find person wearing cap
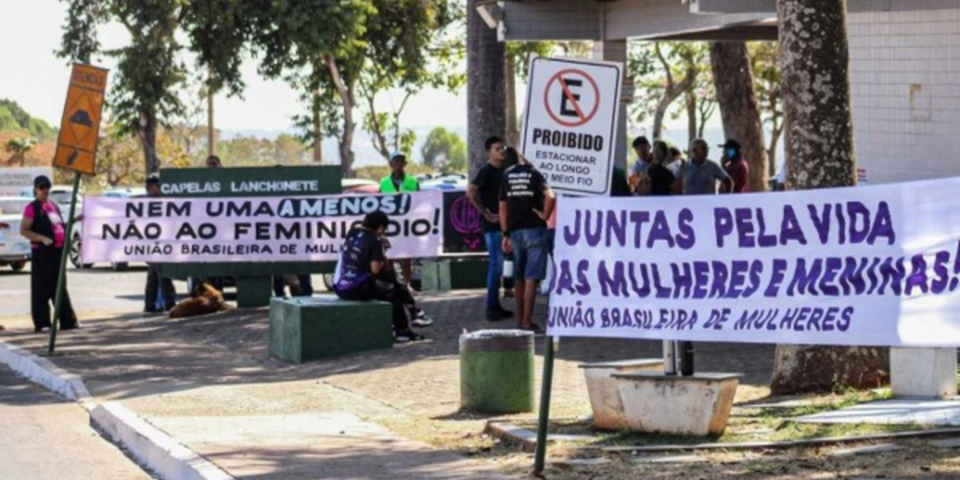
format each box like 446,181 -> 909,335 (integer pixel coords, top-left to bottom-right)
19,175 -> 79,333
378,151 -> 432,327
379,152 -> 420,194
144,174 -> 177,313
720,139 -> 750,193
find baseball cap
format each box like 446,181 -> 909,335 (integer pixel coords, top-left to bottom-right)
389,151 -> 407,162
719,139 -> 742,152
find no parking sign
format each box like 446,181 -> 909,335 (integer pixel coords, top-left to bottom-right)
520,57 -> 623,196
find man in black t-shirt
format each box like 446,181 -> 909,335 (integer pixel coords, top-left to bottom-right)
499,163 -> 555,333
333,212 -> 426,344
468,136 -> 515,322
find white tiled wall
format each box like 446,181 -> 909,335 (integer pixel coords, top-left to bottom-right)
848,8 -> 960,184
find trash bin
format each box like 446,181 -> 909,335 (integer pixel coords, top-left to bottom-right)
459,330 -> 535,413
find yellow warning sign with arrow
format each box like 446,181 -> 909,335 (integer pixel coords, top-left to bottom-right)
53,64 -> 109,175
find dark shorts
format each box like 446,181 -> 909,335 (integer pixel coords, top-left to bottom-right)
510,228 -> 548,281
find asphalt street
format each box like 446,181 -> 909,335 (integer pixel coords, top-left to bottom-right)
0,364 -> 153,480
0,263 -> 172,318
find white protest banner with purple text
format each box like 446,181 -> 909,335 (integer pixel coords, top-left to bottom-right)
549,178 -> 960,347
80,191 -> 442,263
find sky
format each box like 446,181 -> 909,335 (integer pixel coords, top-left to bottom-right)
0,0 -> 470,134
0,1 -> 741,169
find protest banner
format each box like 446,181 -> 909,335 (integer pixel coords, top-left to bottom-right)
520,57 -> 622,196
443,191 -> 486,254
80,191 -> 443,263
549,178 -> 960,348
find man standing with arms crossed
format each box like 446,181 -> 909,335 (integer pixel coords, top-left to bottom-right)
499,159 -> 555,334
468,136 -> 514,322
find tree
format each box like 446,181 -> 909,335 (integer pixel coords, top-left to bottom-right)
629,42 -> 700,139
769,0 -> 887,395
710,42 -> 768,192
59,1 -> 249,175
421,127 -> 467,170
504,42 -> 555,147
750,42 -> 784,177
4,137 -> 37,167
250,1 -> 459,175
249,1 -> 369,175
467,0 -> 507,178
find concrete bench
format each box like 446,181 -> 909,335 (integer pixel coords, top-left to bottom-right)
579,359 -> 664,430
614,371 -> 742,436
420,257 -> 489,292
269,295 -> 392,363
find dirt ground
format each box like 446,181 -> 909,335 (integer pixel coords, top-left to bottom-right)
4,290 -> 960,479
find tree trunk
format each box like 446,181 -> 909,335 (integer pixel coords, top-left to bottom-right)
138,108 -> 160,174
770,0 -> 887,396
326,55 -> 356,176
768,121 -> 783,177
686,91 -> 697,146
207,68 -> 217,158
467,0 -> 506,179
505,52 -> 520,148
710,42 -> 768,193
313,87 -> 323,164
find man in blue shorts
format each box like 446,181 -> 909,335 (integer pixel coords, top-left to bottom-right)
499,160 -> 555,333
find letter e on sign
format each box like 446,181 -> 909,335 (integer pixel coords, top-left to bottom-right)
53,64 -> 109,176
520,58 -> 622,197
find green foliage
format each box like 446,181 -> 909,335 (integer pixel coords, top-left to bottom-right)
58,0 -> 251,173
0,99 -> 56,140
421,127 -> 466,172
628,42 -> 710,138
749,41 -> 784,172
250,0 -> 464,167
4,137 -> 37,167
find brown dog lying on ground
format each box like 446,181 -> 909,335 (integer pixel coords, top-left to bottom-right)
168,282 -> 232,319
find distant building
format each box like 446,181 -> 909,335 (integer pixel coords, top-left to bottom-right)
500,0 -> 957,185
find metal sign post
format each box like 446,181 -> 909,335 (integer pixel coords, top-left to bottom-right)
47,64 -> 109,354
533,335 -> 558,476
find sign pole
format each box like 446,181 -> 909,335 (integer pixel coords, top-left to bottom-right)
48,172 -> 82,355
47,64 -> 108,354
533,335 -> 558,475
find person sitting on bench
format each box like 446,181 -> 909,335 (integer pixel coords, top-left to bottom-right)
332,211 -> 428,344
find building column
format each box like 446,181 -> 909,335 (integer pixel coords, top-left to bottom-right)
592,39 -> 631,170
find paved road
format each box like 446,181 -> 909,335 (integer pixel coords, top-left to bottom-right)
0,264 -> 177,318
0,365 -> 153,480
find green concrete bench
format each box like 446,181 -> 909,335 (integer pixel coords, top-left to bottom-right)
269,295 -> 393,363
420,255 -> 489,292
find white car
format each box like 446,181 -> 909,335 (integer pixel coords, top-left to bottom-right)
0,197 -> 34,271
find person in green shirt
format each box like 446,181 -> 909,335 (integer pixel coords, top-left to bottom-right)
380,152 -> 420,193
378,152 -> 432,327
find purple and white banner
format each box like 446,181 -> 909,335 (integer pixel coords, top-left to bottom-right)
80,191 -> 443,263
549,178 -> 960,347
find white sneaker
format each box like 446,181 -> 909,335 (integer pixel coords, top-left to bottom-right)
411,310 -> 434,327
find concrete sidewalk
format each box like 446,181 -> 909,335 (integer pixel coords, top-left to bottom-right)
0,311 -> 511,480
0,364 -> 153,480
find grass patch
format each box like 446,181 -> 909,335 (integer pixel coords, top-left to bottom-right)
512,388 -> 925,449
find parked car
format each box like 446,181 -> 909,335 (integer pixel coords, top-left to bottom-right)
0,197 -> 33,271
70,188 -> 146,270
342,178 -> 380,194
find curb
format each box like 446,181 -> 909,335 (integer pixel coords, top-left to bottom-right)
0,340 -> 234,480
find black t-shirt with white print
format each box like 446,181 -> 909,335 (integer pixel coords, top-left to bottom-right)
498,163 -> 548,234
